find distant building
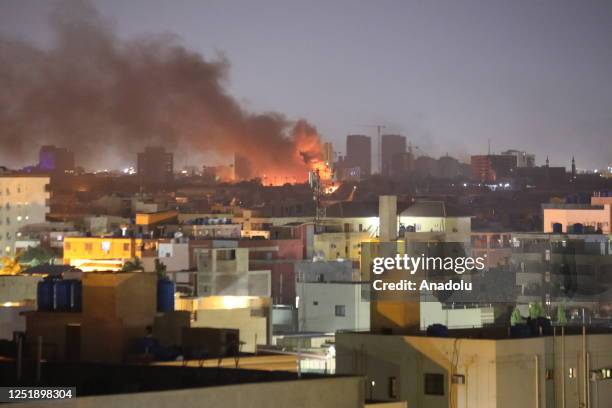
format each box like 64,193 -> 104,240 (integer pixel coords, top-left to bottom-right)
137,147 -> 173,183
234,154 -> 252,180
0,176 -> 50,257
322,142 -> 334,165
63,236 -> 158,272
38,145 -> 75,174
501,149 -> 535,168
390,151 -> 415,177
381,134 -> 406,176
511,231 -> 612,317
345,134 -> 371,178
470,154 -> 517,182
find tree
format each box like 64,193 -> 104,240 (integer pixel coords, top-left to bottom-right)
122,257 -> 143,272
19,246 -> 55,266
510,308 -> 523,326
528,302 -> 544,319
154,258 -> 167,279
556,305 -> 568,326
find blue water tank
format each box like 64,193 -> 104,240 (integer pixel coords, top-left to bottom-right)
71,280 -> 83,312
426,324 -> 449,337
157,279 -> 175,312
37,279 -> 55,311
573,223 -> 584,234
552,223 -> 563,233
55,280 -> 72,312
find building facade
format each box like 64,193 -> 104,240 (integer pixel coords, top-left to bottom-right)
0,176 -> 50,257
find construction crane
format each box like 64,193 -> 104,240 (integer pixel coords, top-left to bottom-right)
357,124 -> 385,174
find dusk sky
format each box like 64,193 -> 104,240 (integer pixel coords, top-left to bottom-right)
1,0 -> 611,170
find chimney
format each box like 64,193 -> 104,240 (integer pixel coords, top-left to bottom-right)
379,195 -> 397,241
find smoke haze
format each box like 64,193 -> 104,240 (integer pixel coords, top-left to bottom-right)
0,0 -> 323,178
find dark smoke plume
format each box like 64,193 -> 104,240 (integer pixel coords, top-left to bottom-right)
0,1 -> 323,179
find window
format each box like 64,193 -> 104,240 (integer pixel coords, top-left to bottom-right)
84,243 -> 93,252
424,373 -> 444,396
313,301 -> 319,306
123,243 -> 130,251
65,243 -> 71,251
388,377 -> 398,399
335,305 -> 346,317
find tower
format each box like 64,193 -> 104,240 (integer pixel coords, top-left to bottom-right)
571,156 -> 576,180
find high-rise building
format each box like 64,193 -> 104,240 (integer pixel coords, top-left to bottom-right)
381,134 -> 406,176
0,175 -> 50,256
501,149 -> 535,168
38,145 -> 75,174
345,134 -> 371,177
234,154 -> 252,180
322,142 -> 334,165
470,154 -> 517,182
137,147 -> 173,183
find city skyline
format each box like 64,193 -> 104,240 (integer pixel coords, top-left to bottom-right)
1,0 -> 611,170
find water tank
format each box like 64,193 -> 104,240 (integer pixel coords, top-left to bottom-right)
426,324 -> 449,337
37,279 -> 55,311
157,279 -> 175,312
573,223 -> 584,234
54,280 -> 72,312
71,280 -> 83,312
552,223 -> 563,233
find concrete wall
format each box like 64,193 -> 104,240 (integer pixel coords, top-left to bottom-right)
337,333 -> 497,408
419,302 -> 492,330
192,308 -> 267,353
158,242 -> 190,271
297,282 -> 370,333
0,275 -> 41,302
0,305 -> 33,339
18,377 -> 364,408
338,332 -> 612,408
543,206 -> 611,233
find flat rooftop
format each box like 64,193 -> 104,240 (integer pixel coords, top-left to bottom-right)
0,362 -> 329,397
342,324 -> 612,340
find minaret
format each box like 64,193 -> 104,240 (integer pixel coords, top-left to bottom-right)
545,156 -> 549,168
571,156 -> 576,179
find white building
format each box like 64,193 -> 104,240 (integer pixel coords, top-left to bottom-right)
337,330 -> 612,407
0,176 -> 50,258
195,243 -> 271,297
297,282 -> 370,333
399,201 -> 471,235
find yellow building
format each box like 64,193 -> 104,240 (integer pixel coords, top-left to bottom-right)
63,237 -> 157,271
135,210 -> 178,226
0,175 -> 50,257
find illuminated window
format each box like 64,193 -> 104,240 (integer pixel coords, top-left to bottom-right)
101,241 -> 111,252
